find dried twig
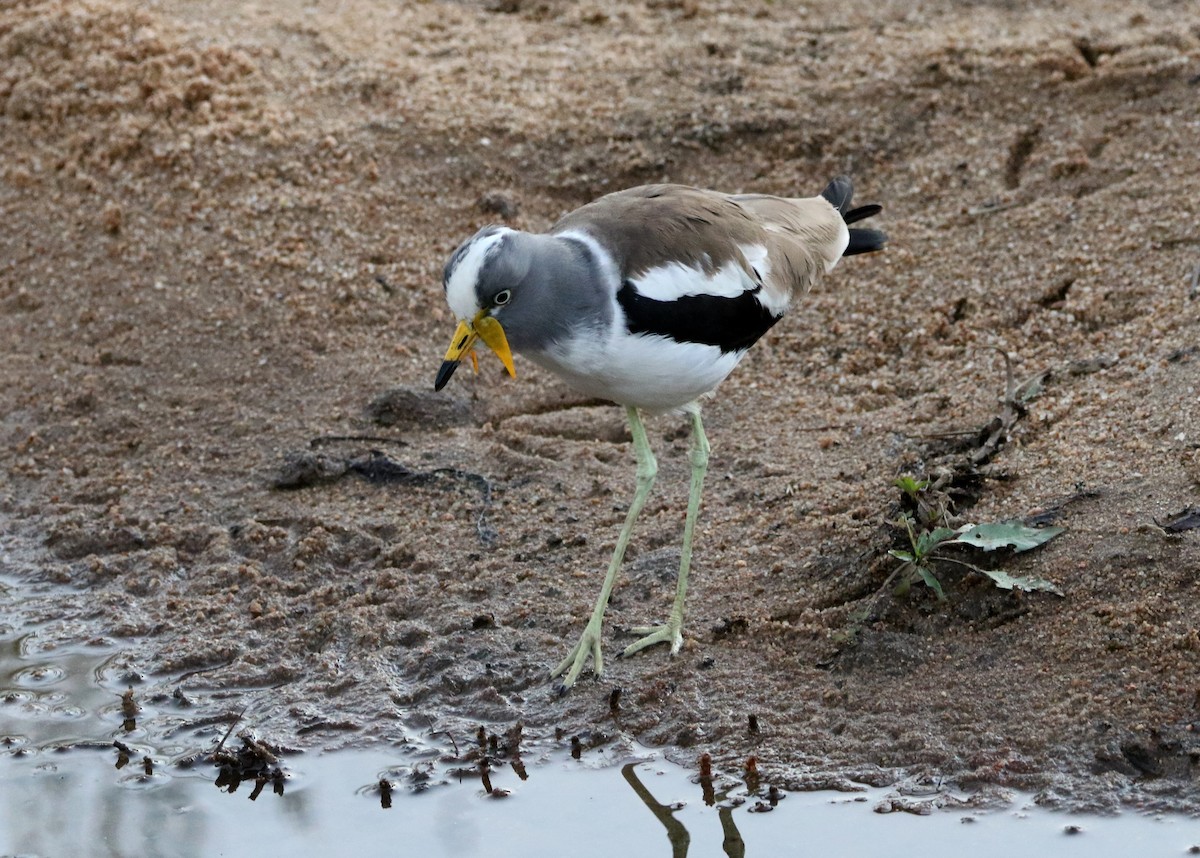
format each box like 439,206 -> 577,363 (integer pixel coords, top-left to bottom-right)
212,705 -> 249,755
426,715 -> 460,757
309,434 -> 409,448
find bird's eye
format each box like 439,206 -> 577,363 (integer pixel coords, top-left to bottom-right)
493,289 -> 512,306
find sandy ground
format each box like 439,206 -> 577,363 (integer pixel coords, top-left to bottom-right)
3,0 -> 1200,812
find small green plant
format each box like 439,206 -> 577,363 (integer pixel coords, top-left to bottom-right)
834,474 -> 1067,647
892,475 -> 946,533
892,475 -> 930,499
889,513 -> 1065,599
889,514 -> 956,600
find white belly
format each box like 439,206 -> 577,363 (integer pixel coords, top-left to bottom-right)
527,328 -> 744,412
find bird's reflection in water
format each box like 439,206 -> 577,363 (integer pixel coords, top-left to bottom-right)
621,762 -> 746,858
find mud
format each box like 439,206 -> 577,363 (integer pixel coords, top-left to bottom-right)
2,0 -> 1200,813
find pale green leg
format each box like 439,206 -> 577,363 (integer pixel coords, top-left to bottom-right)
551,405 -> 657,689
623,407 -> 709,659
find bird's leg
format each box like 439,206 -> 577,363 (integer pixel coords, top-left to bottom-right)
623,407 -> 709,659
551,405 -> 657,689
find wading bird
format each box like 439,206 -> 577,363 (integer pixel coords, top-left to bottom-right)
434,177 -> 886,689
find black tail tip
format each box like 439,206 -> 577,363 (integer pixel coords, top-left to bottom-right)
822,176 -> 886,255
820,176 -> 854,215
846,227 -> 888,256
843,203 -> 881,225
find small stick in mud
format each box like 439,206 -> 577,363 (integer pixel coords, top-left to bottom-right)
747,713 -> 760,735
212,705 -> 249,756
608,687 -> 622,719
121,688 -> 139,731
142,755 -> 154,776
309,434 -> 410,449
379,778 -> 394,809
120,688 -> 139,716
698,753 -> 715,807
480,758 -> 494,794
570,735 -> 582,760
503,722 -> 523,758
744,756 -> 760,795
426,716 -> 460,757
113,741 -> 132,770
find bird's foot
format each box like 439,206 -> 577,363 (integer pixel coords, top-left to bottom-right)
621,619 -> 683,659
550,616 -> 604,692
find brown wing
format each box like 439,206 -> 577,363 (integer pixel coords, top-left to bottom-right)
551,184 -> 845,304
728,193 -> 847,303
551,185 -> 766,279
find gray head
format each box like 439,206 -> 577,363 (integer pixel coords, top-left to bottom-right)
440,226 -> 609,356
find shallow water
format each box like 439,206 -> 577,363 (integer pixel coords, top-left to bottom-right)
2,623 -> 1198,858
3,741 -> 1198,858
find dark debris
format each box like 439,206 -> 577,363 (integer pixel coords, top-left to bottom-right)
1157,506 -> 1200,534
211,731 -> 289,798
273,449 -> 498,546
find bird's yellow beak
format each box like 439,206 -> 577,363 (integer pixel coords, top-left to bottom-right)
434,312 -> 516,391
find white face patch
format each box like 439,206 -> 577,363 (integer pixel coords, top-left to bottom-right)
444,228 -> 511,320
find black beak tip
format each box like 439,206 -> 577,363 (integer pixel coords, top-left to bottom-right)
434,360 -> 459,392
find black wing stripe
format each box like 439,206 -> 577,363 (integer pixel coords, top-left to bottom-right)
616,281 -> 781,354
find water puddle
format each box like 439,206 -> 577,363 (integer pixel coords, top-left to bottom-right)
2,631 -> 1198,857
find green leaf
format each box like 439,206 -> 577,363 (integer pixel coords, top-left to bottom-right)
888,549 -> 915,563
952,521 -> 1065,552
916,527 -> 957,557
893,476 -> 930,496
915,564 -> 947,601
979,568 -> 1064,597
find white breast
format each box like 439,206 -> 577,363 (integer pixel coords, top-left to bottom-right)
530,324 -> 744,413
525,230 -> 753,411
